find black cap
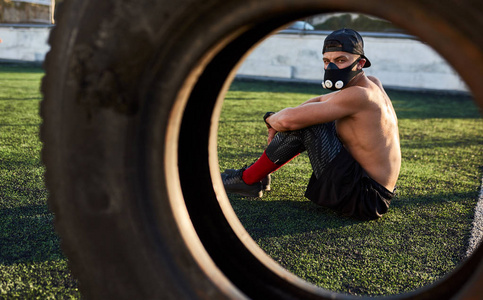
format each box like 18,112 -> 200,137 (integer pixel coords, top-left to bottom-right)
323,28 -> 371,68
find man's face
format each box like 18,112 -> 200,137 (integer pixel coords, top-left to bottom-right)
323,51 -> 362,70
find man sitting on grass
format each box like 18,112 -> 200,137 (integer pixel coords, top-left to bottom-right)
222,28 -> 401,220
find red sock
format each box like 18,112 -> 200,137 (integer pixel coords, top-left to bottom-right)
242,151 -> 298,185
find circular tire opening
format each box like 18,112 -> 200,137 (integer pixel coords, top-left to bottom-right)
173,2 -> 483,299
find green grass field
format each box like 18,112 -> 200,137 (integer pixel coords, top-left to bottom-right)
0,65 -> 80,298
0,64 -> 481,298
218,80 -> 482,296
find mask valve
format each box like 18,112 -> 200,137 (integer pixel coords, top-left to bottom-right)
335,80 -> 344,89
323,59 -> 361,91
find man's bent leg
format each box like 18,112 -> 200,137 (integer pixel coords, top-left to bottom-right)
257,122 -> 342,181
241,151 -> 279,185
302,122 -> 343,179
242,132 -> 305,184
222,122 -> 340,197
222,131 -> 305,197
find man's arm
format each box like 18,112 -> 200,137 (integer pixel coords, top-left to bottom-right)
266,86 -> 368,132
297,94 -> 325,106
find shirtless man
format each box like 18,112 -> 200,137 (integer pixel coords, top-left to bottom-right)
222,28 -> 401,219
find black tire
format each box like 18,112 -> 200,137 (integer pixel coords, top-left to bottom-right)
41,0 -> 483,299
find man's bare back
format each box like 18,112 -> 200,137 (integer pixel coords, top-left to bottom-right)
334,75 -> 401,191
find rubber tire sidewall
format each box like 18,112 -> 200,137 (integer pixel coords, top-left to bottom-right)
41,0 -> 483,299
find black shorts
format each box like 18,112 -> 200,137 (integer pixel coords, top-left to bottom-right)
304,147 -> 394,220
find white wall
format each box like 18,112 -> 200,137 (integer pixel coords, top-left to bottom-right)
0,25 -> 52,62
0,26 -> 468,92
237,32 -> 468,92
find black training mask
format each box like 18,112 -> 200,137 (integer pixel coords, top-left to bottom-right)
322,59 -> 361,91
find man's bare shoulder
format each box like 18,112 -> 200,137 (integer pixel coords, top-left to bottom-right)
332,85 -> 373,107
324,85 -> 370,101
367,76 -> 389,98
367,75 -> 382,86
318,76 -> 384,113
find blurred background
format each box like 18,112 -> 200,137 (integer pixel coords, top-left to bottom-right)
0,2 -> 469,93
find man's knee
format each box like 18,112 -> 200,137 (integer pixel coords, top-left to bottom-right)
265,132 -> 305,165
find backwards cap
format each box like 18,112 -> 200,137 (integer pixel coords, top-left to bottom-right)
323,28 -> 371,68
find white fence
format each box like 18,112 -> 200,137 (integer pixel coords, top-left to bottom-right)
0,26 -> 469,92
0,25 -> 52,62
237,31 -> 468,92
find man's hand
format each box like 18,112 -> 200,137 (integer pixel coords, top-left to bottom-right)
264,112 -> 277,144
267,127 -> 277,144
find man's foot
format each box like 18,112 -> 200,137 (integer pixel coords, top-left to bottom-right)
224,168 -> 271,191
221,169 -> 263,197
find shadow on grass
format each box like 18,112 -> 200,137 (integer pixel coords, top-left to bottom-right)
0,63 -> 44,73
228,186 -> 478,241
391,189 -> 479,208
0,124 -> 42,127
0,97 -> 42,101
228,196 -> 366,240
0,204 -> 63,265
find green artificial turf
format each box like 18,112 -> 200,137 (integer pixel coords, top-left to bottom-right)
0,64 -> 481,298
0,64 -> 80,298
218,80 -> 482,296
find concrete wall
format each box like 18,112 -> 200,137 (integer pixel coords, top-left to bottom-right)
0,25 -> 52,62
237,32 -> 468,92
0,26 -> 468,92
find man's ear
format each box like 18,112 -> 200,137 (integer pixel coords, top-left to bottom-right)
357,58 -> 366,69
